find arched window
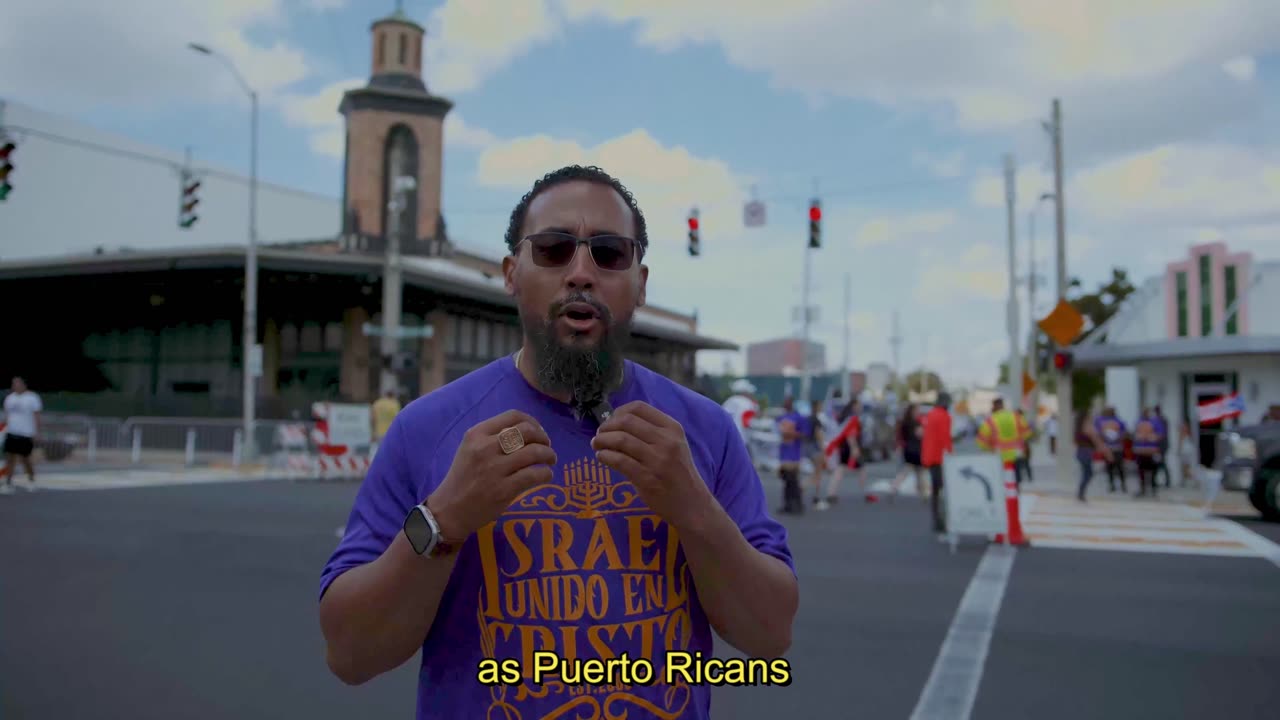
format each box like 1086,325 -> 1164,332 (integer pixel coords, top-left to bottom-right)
382,124 -> 419,248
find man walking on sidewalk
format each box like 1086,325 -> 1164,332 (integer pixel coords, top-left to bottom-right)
921,393 -> 954,537
2,377 -> 42,493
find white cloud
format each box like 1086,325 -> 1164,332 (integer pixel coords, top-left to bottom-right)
276,77 -> 363,158
421,0 -> 563,95
445,114 -> 499,150
853,210 -> 958,250
0,0 -> 313,111
1222,56 -> 1258,82
473,0 -> 1277,157
912,150 -> 967,179
914,242 -> 1008,305
970,163 -> 1055,210
1070,143 -> 1280,227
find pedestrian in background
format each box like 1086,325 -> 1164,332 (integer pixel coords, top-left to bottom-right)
1095,406 -> 1129,493
1074,409 -> 1112,503
1152,405 -> 1170,487
804,400 -> 828,508
1133,408 -> 1162,498
370,389 -> 402,456
921,393 -> 954,537
822,399 -> 871,507
889,403 -> 926,501
1014,408 -> 1034,484
777,396 -> 808,515
2,376 -> 42,494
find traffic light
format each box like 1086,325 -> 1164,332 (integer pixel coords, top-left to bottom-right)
808,198 -> 821,248
1052,350 -> 1073,373
687,208 -> 700,257
179,170 -> 200,229
0,138 -> 14,202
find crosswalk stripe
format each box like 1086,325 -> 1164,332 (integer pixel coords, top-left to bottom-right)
1017,493 -> 1280,560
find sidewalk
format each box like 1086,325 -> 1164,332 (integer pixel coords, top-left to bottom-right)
0,461 -> 366,493
1019,453 -> 1257,518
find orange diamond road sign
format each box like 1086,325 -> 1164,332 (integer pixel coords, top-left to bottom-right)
1039,299 -> 1085,347
1022,371 -> 1036,396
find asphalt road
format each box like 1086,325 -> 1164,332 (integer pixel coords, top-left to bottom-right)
3,463 -> 1279,719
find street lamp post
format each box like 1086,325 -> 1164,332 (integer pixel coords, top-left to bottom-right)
189,42 -> 260,459
1026,192 -> 1054,415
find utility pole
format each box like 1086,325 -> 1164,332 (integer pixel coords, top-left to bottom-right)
380,175 -> 415,396
800,181 -> 819,405
890,309 -> 902,397
842,272 -> 851,398
800,231 -> 813,404
1026,205 -> 1039,416
1050,98 -> 1072,479
1004,153 -> 1023,410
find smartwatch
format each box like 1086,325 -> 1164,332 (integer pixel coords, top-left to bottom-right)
402,502 -> 458,558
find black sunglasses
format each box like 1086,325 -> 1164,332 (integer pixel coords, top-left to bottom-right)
520,232 -> 642,272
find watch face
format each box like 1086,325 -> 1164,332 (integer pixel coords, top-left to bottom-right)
403,507 -> 435,555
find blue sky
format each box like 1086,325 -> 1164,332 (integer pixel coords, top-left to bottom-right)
2,0 -> 1279,387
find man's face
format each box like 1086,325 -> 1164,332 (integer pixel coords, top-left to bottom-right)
503,180 -> 649,401
11,377 -> 24,393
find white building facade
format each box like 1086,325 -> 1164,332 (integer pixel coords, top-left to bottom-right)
1075,241 -> 1280,478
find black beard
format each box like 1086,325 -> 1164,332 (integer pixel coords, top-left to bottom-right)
523,293 -> 630,406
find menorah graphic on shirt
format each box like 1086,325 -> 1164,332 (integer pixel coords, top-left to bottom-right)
513,457 -> 641,518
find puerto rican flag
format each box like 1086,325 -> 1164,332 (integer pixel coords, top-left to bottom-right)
1198,393 -> 1246,424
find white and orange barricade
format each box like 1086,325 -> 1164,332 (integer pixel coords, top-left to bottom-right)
275,403 -> 374,480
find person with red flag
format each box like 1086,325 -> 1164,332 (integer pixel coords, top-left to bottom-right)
822,398 -> 872,507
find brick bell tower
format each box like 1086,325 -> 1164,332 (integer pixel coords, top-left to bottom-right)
339,3 -> 454,257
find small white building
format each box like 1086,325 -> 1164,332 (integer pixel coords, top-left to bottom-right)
1074,241 -> 1280,479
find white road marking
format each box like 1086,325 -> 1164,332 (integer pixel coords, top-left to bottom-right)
1019,494 -> 1280,560
910,544 -> 1016,720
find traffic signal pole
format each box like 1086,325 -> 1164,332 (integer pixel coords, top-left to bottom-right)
380,175 -> 415,396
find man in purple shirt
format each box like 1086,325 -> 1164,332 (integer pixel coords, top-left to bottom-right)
1095,406 -> 1129,493
318,165 -> 798,720
776,397 -> 809,515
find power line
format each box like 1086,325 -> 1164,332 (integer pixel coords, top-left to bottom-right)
0,123 -> 339,203
444,175 -> 968,217
3,121 -> 968,217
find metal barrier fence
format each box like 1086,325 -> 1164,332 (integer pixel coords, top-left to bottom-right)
18,413 -> 314,469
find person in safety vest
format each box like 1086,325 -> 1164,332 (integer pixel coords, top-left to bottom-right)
977,398 -> 1031,484
721,379 -> 761,465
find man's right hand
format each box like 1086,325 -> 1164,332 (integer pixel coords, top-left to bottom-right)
426,410 -> 557,542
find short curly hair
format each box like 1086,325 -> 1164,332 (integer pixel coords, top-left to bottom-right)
503,165 -> 649,256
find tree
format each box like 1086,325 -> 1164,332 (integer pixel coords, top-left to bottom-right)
1068,267 -> 1137,411
993,267 -> 1136,411
899,370 -> 945,397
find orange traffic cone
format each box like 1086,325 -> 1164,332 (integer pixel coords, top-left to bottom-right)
994,461 -> 1031,547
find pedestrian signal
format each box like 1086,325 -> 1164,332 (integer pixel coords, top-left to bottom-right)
808,198 -> 821,248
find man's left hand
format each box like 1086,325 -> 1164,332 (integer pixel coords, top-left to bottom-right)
590,401 -> 713,529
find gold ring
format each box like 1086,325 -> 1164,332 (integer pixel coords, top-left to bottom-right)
498,426 -> 526,455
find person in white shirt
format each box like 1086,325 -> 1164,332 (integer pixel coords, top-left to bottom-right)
721,379 -> 761,465
2,376 -> 42,492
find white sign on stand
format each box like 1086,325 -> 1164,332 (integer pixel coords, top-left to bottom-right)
325,404 -> 372,448
942,453 -> 1008,552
